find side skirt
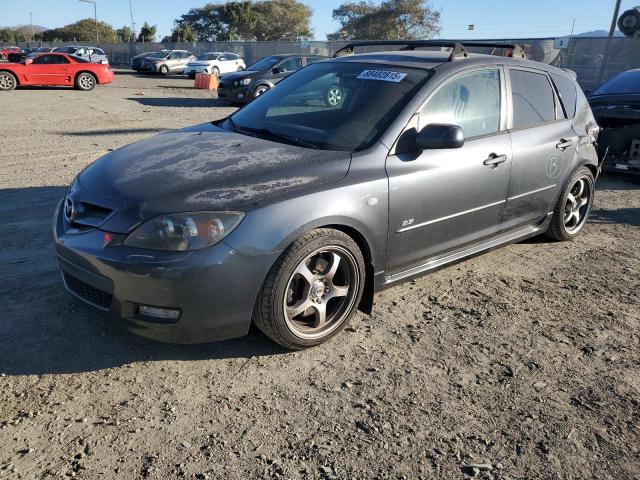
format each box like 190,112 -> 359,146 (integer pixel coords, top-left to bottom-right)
380,215 -> 552,289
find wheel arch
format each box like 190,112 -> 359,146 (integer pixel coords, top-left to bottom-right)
320,223 -> 375,314
75,70 -> 99,84
0,69 -> 20,85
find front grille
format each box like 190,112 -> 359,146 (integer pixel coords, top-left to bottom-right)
63,271 -> 113,309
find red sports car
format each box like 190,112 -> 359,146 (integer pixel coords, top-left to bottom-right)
0,46 -> 21,60
0,52 -> 114,91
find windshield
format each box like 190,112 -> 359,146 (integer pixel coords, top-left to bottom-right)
247,55 -> 281,71
228,62 -> 431,151
148,51 -> 169,59
593,70 -> 640,96
197,53 -> 220,61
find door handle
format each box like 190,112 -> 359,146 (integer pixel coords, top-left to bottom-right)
556,138 -> 577,151
483,154 -> 508,167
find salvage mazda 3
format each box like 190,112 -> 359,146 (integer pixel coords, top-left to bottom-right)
54,41 -> 601,349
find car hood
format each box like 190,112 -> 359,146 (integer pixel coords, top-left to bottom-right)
74,122 -> 351,233
220,70 -> 258,82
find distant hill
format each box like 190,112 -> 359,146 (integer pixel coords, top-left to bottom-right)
575,29 -> 625,37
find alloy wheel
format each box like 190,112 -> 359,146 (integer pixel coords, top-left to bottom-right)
79,75 -> 95,90
0,73 -> 15,90
564,177 -> 592,234
283,246 -> 360,340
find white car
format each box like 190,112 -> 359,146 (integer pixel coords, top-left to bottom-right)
183,52 -> 246,78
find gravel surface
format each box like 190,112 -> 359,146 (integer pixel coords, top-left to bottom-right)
1,72 -> 639,479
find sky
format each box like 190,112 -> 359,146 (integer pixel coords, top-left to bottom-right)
0,0 -> 634,41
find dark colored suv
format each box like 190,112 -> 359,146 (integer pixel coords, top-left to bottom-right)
217,53 -> 328,104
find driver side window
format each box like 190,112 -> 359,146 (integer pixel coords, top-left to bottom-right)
419,68 -> 502,139
278,58 -> 302,72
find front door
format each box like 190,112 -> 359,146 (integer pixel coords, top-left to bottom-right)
386,67 -> 512,272
501,68 -> 579,229
271,57 -> 303,84
25,54 -> 69,85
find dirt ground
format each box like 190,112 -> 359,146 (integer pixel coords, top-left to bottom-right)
0,71 -> 639,480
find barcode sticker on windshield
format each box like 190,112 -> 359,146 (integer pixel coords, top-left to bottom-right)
357,70 -> 407,82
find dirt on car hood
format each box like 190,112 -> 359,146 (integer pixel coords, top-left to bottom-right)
74,122 -> 351,233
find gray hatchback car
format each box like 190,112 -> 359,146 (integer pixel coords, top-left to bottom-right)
54,41 -> 601,350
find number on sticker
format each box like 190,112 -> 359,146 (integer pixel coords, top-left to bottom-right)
357,70 -> 407,83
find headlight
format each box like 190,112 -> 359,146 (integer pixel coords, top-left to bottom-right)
123,211 -> 244,251
240,78 -> 251,86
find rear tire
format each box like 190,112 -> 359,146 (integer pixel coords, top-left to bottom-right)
0,71 -> 17,91
254,228 -> 365,350
75,72 -> 96,91
546,166 -> 595,241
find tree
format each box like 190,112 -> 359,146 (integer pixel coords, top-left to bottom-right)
0,28 -> 27,43
117,26 -> 135,42
328,0 -> 440,40
137,22 -> 157,42
41,19 -> 117,42
253,0 -> 313,40
174,0 -> 311,41
167,22 -> 199,42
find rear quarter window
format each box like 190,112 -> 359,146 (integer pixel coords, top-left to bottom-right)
550,73 -> 577,118
509,69 -> 556,129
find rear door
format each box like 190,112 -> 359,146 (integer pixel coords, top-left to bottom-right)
26,54 -> 69,84
386,67 -> 513,272
501,68 -> 579,229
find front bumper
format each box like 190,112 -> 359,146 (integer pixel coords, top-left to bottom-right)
184,65 -> 210,76
53,203 -> 277,343
217,84 -> 250,104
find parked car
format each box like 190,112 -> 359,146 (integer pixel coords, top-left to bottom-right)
7,49 -> 26,63
54,40 -> 600,350
0,46 -> 21,60
26,47 -> 55,60
217,54 -> 327,104
136,50 -> 196,75
130,51 -> 161,71
52,46 -> 109,64
589,69 -> 640,175
0,52 -> 114,91
183,52 -> 246,78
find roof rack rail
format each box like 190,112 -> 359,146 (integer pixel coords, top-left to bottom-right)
332,40 -> 525,61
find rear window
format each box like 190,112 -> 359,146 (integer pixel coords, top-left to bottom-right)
510,69 -> 556,129
550,73 -> 577,118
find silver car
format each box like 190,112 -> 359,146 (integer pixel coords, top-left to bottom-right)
52,46 -> 109,64
54,41 -> 601,350
138,50 -> 196,75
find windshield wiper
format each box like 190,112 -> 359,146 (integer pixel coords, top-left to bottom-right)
235,125 -> 320,150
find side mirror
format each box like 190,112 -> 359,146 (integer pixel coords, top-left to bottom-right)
416,124 -> 464,149
25,58 -> 33,65
272,66 -> 283,74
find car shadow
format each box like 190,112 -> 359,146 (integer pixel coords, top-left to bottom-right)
128,97 -> 227,108
0,186 -> 284,377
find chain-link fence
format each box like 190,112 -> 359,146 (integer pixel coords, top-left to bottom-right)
10,37 -> 640,90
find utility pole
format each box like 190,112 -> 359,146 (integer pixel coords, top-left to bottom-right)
598,0 -> 623,85
79,0 -> 98,44
129,0 -> 136,41
29,12 -> 34,42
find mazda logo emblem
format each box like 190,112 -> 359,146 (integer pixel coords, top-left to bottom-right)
63,196 -> 75,222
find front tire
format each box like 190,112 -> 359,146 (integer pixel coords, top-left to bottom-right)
159,65 -> 169,76
546,166 -> 595,241
254,228 -> 365,350
75,72 -> 96,91
0,71 -> 17,91
253,84 -> 269,98
211,66 -> 220,77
